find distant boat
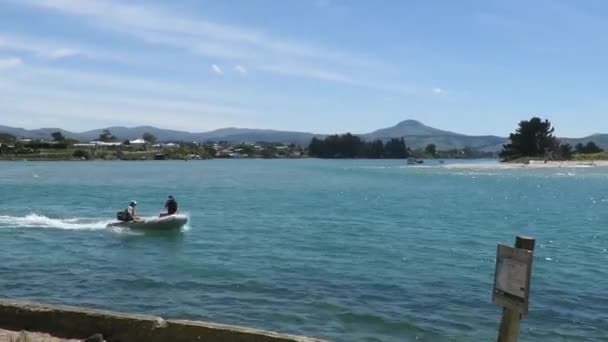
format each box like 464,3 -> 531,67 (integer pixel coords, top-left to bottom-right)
407,158 -> 424,165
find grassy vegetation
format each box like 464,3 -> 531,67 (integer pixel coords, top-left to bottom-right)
0,142 -> 304,161
0,148 -> 164,161
572,152 -> 608,161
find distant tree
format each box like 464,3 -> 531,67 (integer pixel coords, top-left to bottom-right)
236,143 -> 255,154
64,138 -> 79,147
585,142 -> 602,153
261,146 -> 277,159
385,138 -> 409,158
337,133 -> 362,158
99,129 -> 115,142
308,134 -> 361,158
142,132 -> 157,144
308,137 -> 324,157
51,131 -> 65,142
0,133 -> 16,155
309,135 -> 409,159
575,141 -> 603,154
462,146 -> 474,158
0,133 -> 16,143
367,140 -> 385,158
73,149 -> 90,160
203,144 -> 217,158
556,143 -> 573,160
425,143 -> 437,156
123,139 -> 131,145
499,117 -> 559,161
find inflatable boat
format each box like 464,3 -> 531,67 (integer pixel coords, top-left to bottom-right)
107,214 -> 188,231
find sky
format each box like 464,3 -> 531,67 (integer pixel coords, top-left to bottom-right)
0,0 -> 607,137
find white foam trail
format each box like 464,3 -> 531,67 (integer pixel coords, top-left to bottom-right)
0,213 -> 111,230
180,212 -> 191,232
109,226 -> 145,235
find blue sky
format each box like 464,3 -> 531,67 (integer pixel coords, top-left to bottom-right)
0,0 -> 606,137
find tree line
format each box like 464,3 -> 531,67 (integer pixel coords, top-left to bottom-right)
499,117 -> 604,161
3,122 -> 606,161
309,134 -> 409,158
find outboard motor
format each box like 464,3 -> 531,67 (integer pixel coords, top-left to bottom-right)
116,211 -> 127,221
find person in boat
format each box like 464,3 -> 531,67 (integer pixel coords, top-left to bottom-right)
160,195 -> 178,217
117,200 -> 138,221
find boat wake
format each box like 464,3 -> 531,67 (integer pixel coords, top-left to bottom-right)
0,213 -> 111,230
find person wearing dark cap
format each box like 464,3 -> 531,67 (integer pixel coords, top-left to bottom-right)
161,195 -> 178,217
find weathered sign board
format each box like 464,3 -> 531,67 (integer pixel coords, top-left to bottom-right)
492,244 -> 533,315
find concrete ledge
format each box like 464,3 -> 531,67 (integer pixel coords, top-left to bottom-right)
0,328 -> 79,341
0,299 -> 326,342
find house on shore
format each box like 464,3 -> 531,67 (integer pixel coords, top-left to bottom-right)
73,141 -> 123,149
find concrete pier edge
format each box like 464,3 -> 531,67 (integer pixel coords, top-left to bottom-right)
0,298 -> 327,342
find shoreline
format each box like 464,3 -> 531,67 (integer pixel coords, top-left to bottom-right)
442,160 -> 608,169
2,158 -> 608,169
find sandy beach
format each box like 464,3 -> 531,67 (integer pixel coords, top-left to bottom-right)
441,160 -> 608,169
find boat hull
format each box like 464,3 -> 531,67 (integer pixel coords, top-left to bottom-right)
107,214 -> 188,231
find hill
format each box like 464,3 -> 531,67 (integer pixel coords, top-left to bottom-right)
364,119 -> 454,138
560,134 -> 608,149
1,120 -> 606,152
75,126 -> 319,145
363,120 -> 507,151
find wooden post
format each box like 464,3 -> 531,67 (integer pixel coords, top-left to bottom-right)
497,235 -> 535,342
515,236 -> 535,252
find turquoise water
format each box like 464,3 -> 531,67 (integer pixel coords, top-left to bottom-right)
0,160 -> 606,341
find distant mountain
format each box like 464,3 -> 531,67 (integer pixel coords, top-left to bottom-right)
76,126 -> 320,145
195,128 -> 319,146
560,134 -> 608,149
364,119 -> 454,139
30,128 -> 82,140
363,120 -> 507,151
1,120 -> 606,152
0,125 -> 33,139
0,126 -> 81,140
78,126 -> 198,142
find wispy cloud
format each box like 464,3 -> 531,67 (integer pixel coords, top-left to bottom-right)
433,87 -> 444,94
4,0 -> 419,105
11,0 -> 389,71
0,34 -> 80,59
234,65 -> 247,75
0,64 -> 256,131
257,63 -> 421,95
3,98 -> 246,131
0,57 -> 23,69
211,64 -> 223,75
6,65 -> 243,101
0,33 -> 131,63
47,48 -> 80,59
5,85 -> 249,117
257,64 -> 353,83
